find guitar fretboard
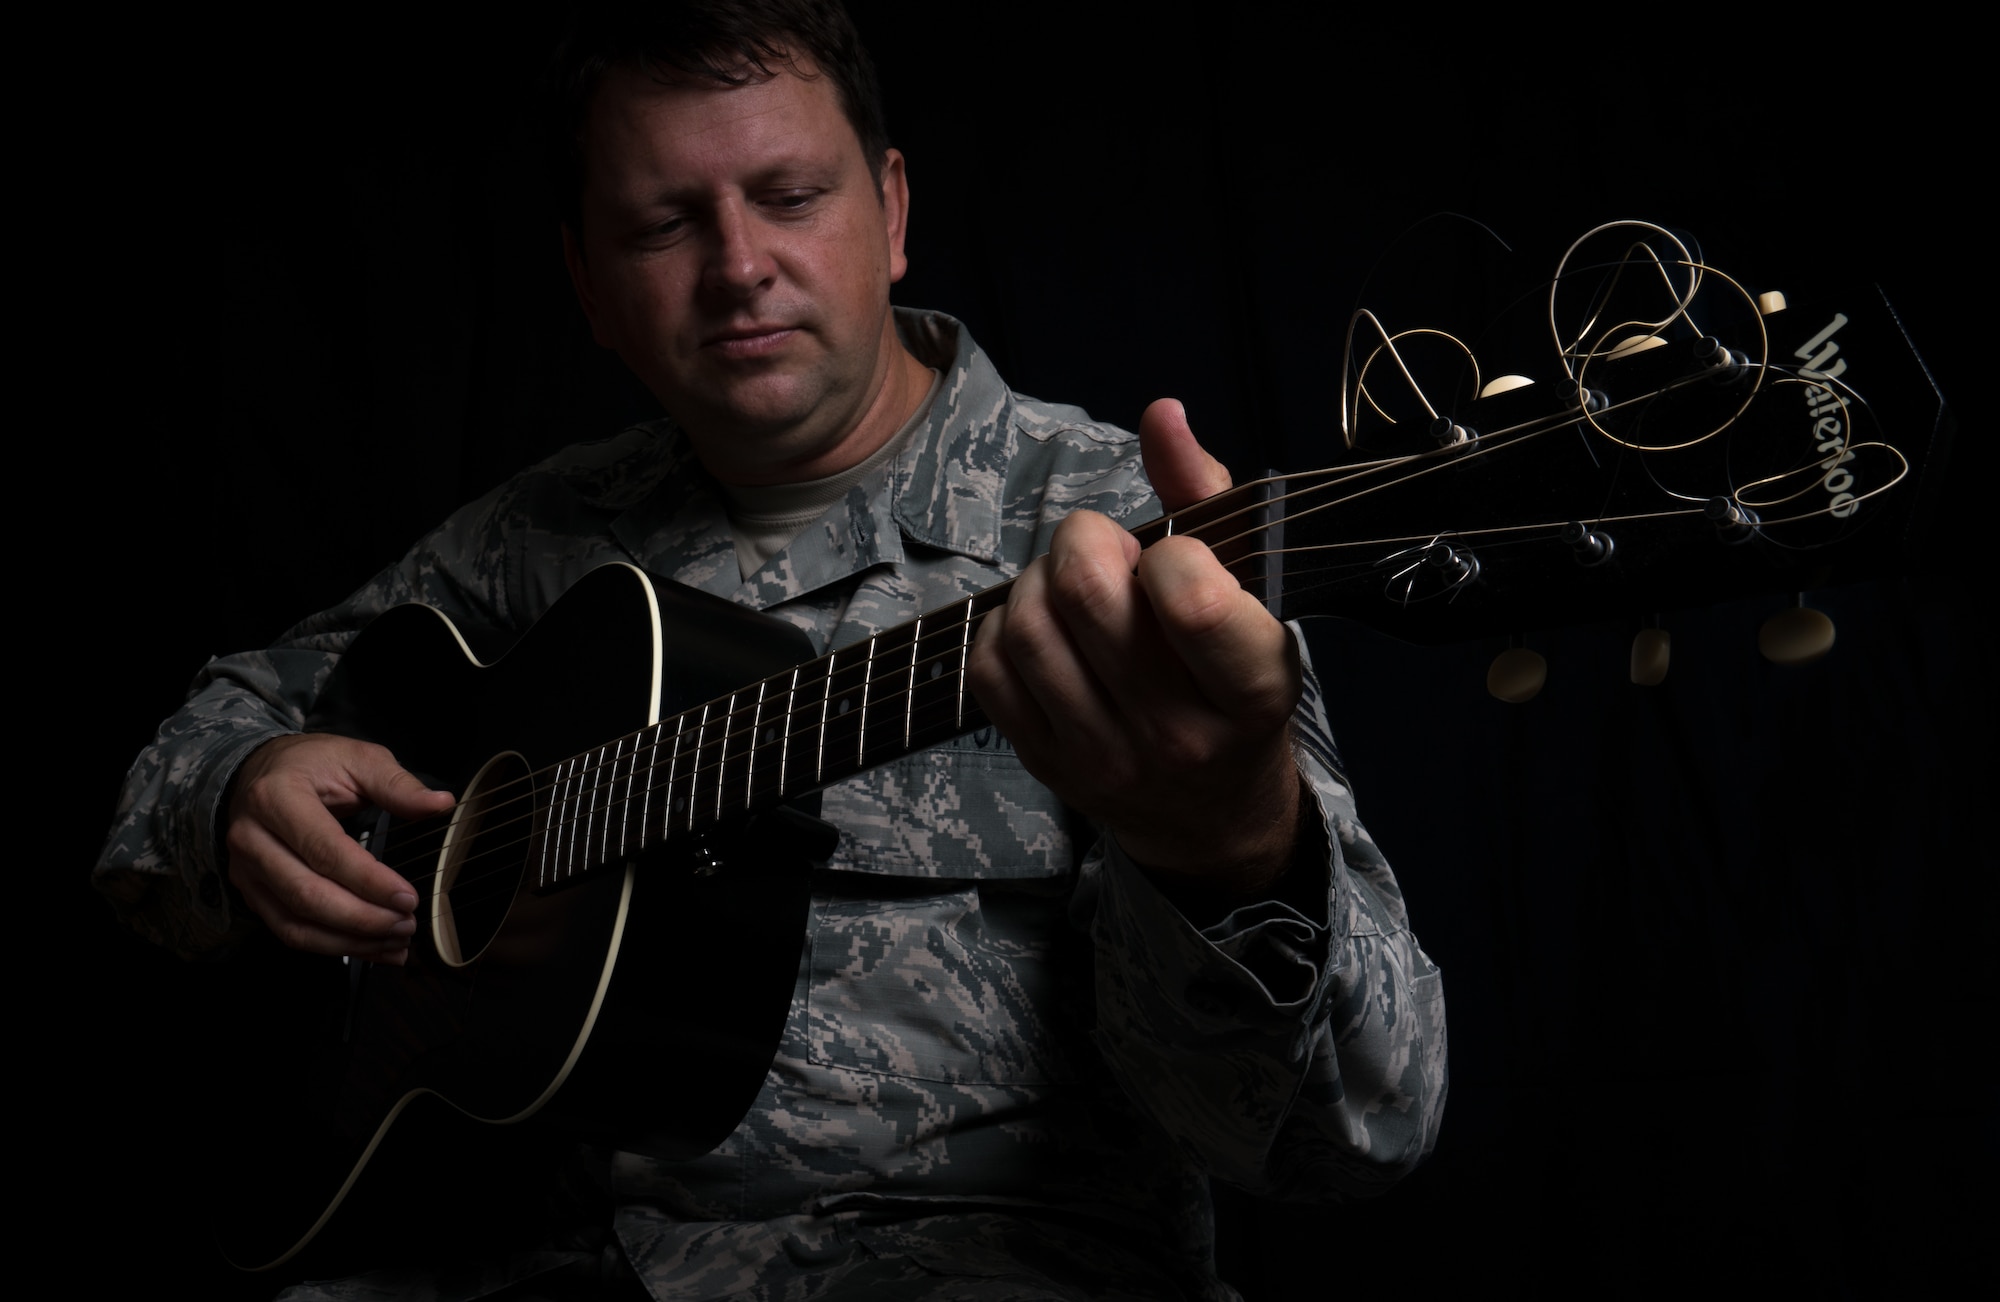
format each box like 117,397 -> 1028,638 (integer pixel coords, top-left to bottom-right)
536,586 -> 1014,886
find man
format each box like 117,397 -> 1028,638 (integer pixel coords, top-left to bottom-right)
97,5 -> 1445,1298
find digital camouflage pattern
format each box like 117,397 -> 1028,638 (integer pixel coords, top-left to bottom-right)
100,312 -> 1447,1301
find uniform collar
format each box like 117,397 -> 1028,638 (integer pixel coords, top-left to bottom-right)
609,309 -> 1013,610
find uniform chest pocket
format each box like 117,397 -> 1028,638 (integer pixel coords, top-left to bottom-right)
802,739 -> 1091,1086
803,877 -> 1081,1086
817,735 -> 1084,881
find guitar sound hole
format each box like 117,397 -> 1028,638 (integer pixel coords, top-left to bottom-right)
431,750 -> 532,967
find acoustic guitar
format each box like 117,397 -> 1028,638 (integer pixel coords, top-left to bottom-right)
213,222 -> 1950,1272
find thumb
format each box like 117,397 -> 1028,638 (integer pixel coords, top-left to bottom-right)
1139,398 -> 1232,512
359,750 -> 456,818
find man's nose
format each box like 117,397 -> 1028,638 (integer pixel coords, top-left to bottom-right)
702,202 -> 775,296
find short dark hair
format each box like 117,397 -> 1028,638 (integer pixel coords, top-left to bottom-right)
548,1 -> 890,236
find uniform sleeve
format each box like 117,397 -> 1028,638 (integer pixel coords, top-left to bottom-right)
92,487 -> 522,959
1081,624 -> 1448,1200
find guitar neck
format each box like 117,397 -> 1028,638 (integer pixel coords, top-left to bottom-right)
536,584 -> 1018,885
528,255 -> 1951,889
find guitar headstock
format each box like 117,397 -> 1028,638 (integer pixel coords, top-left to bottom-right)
1154,221 -> 1953,644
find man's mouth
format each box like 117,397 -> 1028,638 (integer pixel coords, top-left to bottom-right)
704,324 -> 799,360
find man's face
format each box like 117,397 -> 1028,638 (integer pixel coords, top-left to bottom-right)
565,61 -> 912,485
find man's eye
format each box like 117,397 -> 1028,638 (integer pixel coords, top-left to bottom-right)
767,191 -> 817,211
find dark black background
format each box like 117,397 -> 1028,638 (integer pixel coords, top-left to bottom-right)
66,6 -> 1983,1296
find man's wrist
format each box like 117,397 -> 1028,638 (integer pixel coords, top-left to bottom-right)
1129,769 -> 1317,926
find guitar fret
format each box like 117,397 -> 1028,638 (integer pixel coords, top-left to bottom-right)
581,744 -> 604,872
563,753 -> 584,886
778,666 -> 799,801
610,742 -> 625,858
713,694 -> 731,821
636,722 -> 662,852
745,682 -> 763,812
552,755 -> 577,887
539,758 -> 559,889
856,634 -> 878,771
957,596 -> 973,729
905,617 -> 920,749
576,744 -> 588,876
604,739 -> 624,863
819,641 -> 869,785
629,735 -> 643,849
747,676 -> 789,809
719,689 -> 751,817
576,747 -> 598,878
664,710 -> 690,842
860,622 -> 916,768
816,652 -> 832,784
691,701 -> 714,833
906,609 -> 966,748
648,720 -> 672,852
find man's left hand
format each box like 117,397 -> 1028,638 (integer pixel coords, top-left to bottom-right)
967,399 -> 1303,893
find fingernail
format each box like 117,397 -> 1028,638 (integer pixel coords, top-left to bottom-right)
392,891 -> 418,912
389,917 -> 417,936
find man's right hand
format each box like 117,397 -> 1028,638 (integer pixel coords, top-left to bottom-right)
225,733 -> 455,964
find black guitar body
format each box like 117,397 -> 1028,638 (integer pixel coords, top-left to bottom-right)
214,564 -> 817,1273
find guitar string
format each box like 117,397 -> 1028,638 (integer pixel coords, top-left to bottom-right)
391,496 -> 1746,914
415,512 -> 1650,921
419,360 -> 1768,867
372,360 -> 1855,911
371,523 -> 1499,900
367,420 -> 1576,892
386,398 -> 1618,877
391,531 -> 1620,912
368,381 -> 1781,906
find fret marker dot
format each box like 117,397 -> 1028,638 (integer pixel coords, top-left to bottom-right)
838,698 -> 852,714
929,662 -> 942,679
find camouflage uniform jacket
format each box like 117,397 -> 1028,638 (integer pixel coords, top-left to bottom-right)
97,310 -> 1446,1301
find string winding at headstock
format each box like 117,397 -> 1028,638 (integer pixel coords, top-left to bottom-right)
1149,220 -> 1950,646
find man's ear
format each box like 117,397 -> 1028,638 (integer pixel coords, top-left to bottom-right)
562,224 -> 612,346
880,148 -> 911,285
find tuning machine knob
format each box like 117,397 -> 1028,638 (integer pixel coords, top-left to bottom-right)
1693,335 -> 1752,385
1631,624 -> 1670,685
1561,521 -> 1615,567
1759,596 -> 1835,665
1426,541 -> 1480,589
1706,497 -> 1760,545
1430,417 -> 1478,449
1488,642 -> 1546,703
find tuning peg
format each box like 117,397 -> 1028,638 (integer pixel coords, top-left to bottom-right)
1426,541 -> 1480,590
1692,335 -> 1752,384
1757,290 -> 1787,316
1631,625 -> 1670,686
1562,521 -> 1615,567
1430,417 -> 1477,449
1759,597 -> 1835,665
1488,644 -> 1546,703
1706,497 -> 1760,545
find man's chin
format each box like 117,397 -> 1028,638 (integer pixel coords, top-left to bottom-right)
671,402 -> 859,483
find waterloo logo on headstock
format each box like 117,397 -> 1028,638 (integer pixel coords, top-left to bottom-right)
1792,313 -> 1863,519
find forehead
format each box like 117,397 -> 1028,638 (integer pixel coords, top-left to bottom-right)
579,60 -> 858,191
